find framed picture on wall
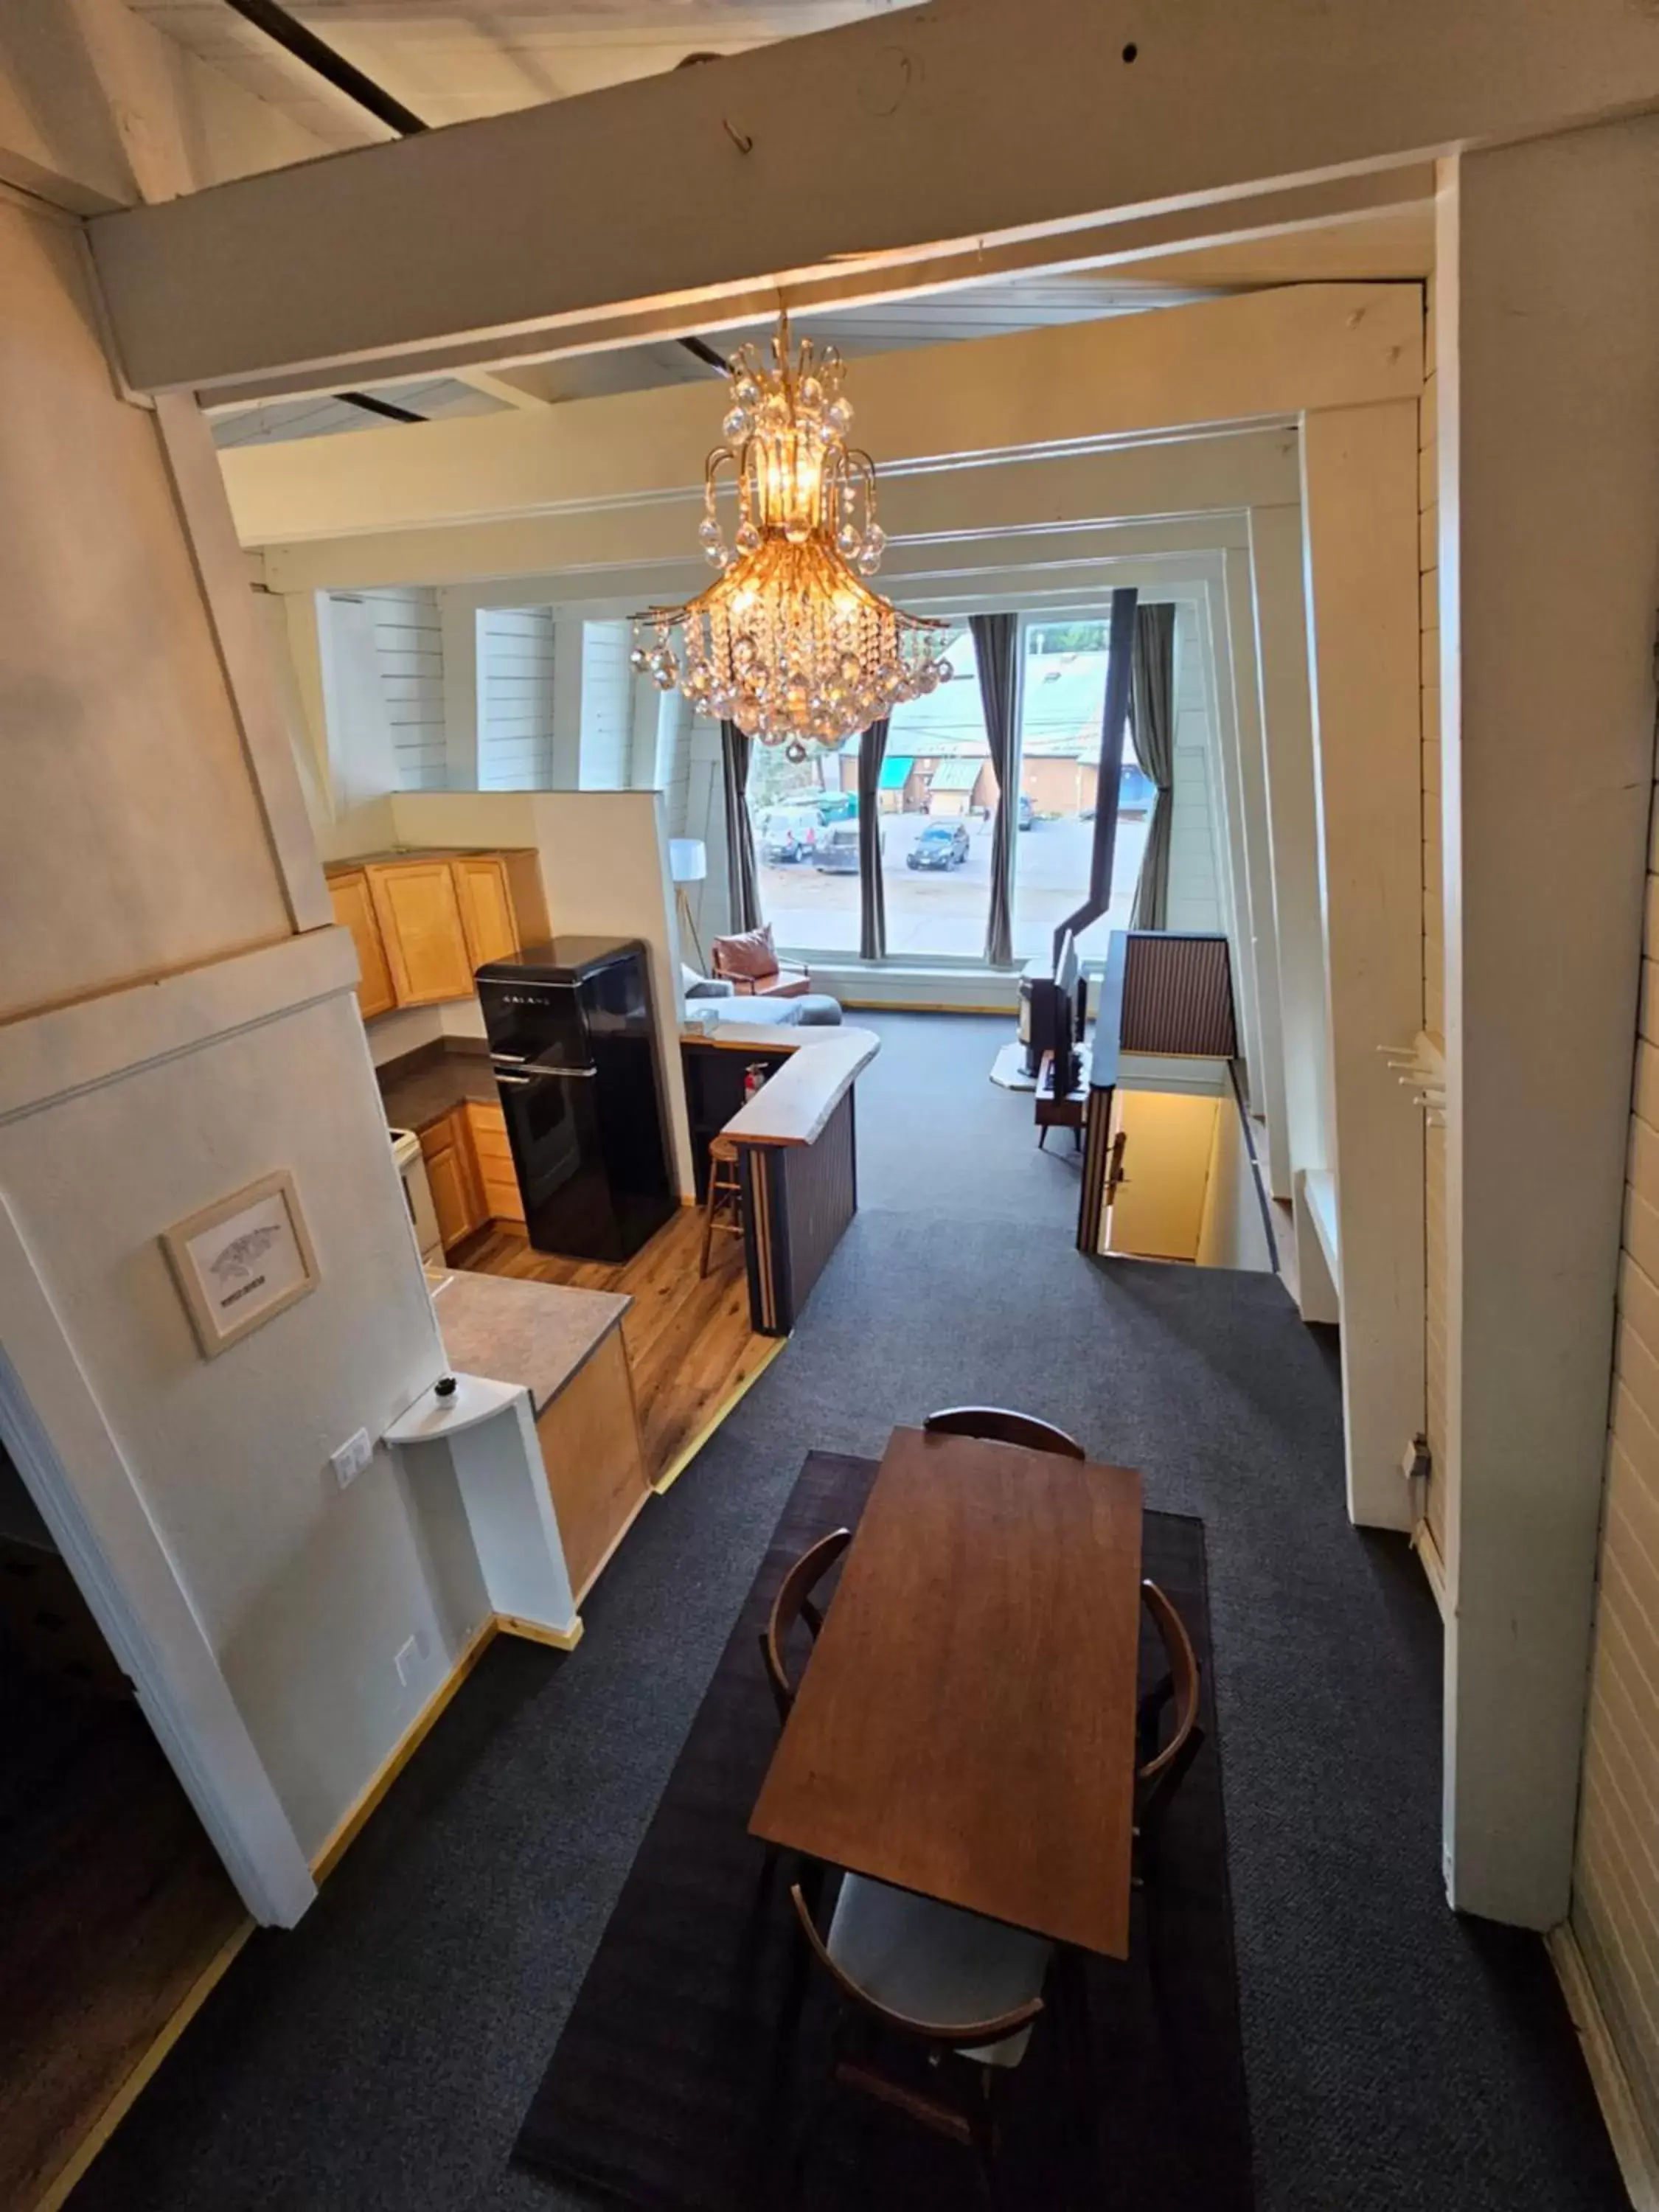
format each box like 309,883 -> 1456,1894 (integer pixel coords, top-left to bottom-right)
162,1171 -> 319,1358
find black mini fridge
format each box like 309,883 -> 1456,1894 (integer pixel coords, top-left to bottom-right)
475,938 -> 675,1262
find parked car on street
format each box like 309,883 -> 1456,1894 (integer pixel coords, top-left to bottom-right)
815,792 -> 858,823
815,821 -> 869,873
907,821 -> 971,871
759,805 -> 821,863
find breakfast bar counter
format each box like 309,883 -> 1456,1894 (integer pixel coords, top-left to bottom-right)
681,1023 -> 880,1337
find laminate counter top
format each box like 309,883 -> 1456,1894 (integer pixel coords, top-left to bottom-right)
428,1267 -> 630,1414
377,1040 -> 498,1133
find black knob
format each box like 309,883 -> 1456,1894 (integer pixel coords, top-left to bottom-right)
434,1374 -> 458,1400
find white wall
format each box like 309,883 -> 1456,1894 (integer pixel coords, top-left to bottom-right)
578,618 -> 633,787
364,586 -> 445,791
0,198 -> 291,1020
0,988 -> 480,1856
1196,1091 -> 1276,1273
479,606 -> 558,788
388,790 -> 695,1194
0,178 -> 478,1906
1166,598 -> 1227,933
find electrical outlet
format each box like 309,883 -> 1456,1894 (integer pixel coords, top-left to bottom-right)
330,1428 -> 373,1490
394,1635 -> 422,1688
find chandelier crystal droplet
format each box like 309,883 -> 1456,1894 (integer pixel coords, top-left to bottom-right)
632,313 -> 952,751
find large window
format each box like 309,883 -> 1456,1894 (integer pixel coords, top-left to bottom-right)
746,740 -> 862,953
1011,619 -> 1150,964
747,607 -> 1152,964
880,626 -> 994,959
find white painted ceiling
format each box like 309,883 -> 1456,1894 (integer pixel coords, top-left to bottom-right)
209,374 -> 511,445
128,0 -> 906,142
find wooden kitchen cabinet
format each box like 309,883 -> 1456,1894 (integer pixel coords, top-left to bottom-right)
421,1109 -> 487,1253
452,855 -> 521,970
327,848 -> 550,1018
367,859 -> 476,1007
533,1329 -> 650,1601
327,869 -> 397,1020
465,1099 -> 524,1225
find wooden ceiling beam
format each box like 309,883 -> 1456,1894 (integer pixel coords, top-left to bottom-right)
225,284 -> 1413,550
85,0 -> 1656,397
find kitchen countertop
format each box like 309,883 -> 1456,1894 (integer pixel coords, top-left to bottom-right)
720,1026 -> 881,1147
378,1040 -> 498,1134
428,1267 -> 630,1415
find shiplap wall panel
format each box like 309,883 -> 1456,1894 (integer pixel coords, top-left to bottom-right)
345,585 -> 446,791
1420,277 -> 1450,1557
1164,604 -> 1224,935
579,619 -> 634,788
1570,636 -> 1659,2154
478,607 -> 556,788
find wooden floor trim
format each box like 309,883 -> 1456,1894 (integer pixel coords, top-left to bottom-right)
495,1611 -> 584,1652
652,1331 -> 788,1495
1548,1923 -> 1659,2211
32,1917 -> 254,2212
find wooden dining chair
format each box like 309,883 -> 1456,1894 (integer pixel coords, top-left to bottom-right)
788,1875 -> 1049,2202
758,1528 -> 852,1725
1134,1578 -> 1203,1861
922,1405 -> 1087,1460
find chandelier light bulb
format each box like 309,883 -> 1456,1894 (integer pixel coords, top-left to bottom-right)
633,311 -> 951,749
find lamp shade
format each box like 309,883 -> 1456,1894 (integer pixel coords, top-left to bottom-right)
668,838 -> 708,885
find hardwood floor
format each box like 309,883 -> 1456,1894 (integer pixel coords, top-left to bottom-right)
463,1203 -> 782,1488
0,1649 -> 245,2212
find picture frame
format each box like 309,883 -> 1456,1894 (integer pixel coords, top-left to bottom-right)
162,1170 -> 319,1359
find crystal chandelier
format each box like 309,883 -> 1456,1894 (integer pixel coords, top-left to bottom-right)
632,313 -> 953,759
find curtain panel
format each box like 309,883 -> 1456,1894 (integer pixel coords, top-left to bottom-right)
720,720 -> 762,933
1128,605 -> 1178,931
856,718 -> 891,961
972,613 -> 1020,967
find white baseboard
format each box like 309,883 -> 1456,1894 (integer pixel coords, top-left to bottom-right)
1548,1923 -> 1659,2211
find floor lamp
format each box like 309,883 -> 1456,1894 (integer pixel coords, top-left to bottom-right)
669,838 -> 709,975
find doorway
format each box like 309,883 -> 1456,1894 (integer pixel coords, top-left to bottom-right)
0,1436 -> 244,2211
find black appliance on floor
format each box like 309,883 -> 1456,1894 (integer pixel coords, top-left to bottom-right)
476,939 -> 675,1262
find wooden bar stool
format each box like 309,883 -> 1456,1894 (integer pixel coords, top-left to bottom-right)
700,1133 -> 744,1276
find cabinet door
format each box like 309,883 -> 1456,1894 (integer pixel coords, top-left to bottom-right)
534,1329 -> 650,1601
327,870 -> 396,1020
422,1111 -> 487,1250
367,861 -> 475,1006
466,1099 -> 524,1224
451,855 -> 520,971
423,1138 -> 472,1252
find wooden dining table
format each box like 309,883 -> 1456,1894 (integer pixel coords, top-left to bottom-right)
748,1425 -> 1144,1957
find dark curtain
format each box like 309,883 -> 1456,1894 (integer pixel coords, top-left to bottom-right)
720,719 -> 761,933
856,717 -> 891,961
1128,605 -> 1178,931
972,613 -> 1020,966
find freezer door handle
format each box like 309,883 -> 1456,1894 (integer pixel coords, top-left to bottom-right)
496,1065 -> 597,1087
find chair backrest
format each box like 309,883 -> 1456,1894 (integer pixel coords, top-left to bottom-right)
922,1406 -> 1087,1461
759,1528 -> 851,1722
1138,1579 -> 1200,1784
712,925 -> 779,983
788,1883 -> 1044,2053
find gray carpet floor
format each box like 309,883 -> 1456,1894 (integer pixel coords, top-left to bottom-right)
71,1013 -> 1626,2212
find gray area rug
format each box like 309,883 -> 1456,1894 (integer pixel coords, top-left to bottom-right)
69,1013 -> 1626,2211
